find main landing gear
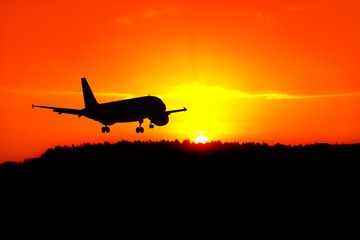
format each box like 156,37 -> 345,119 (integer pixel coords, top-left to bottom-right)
136,126 -> 144,133
100,120 -> 154,134
101,126 -> 110,133
135,119 -> 155,133
136,119 -> 144,133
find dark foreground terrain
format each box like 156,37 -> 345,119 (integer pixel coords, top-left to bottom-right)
1,140 -> 359,182
1,140 -> 359,230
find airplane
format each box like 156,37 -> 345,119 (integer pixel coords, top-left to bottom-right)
32,77 -> 187,133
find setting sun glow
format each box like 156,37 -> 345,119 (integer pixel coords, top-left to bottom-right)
194,135 -> 209,144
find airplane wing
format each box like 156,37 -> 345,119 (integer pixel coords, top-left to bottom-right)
166,107 -> 187,115
32,104 -> 83,117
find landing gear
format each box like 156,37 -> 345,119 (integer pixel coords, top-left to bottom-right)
136,127 -> 144,133
136,119 -> 144,133
149,123 -> 154,129
101,126 -> 110,133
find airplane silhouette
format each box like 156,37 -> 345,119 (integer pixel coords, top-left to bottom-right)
32,77 -> 187,133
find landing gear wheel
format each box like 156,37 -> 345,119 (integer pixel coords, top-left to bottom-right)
136,127 -> 144,133
102,126 -> 110,133
149,123 -> 154,129
136,119 -> 144,133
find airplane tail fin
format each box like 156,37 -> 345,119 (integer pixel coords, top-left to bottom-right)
81,77 -> 98,108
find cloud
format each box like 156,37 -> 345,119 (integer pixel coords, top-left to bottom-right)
162,82 -> 360,101
116,18 -> 131,25
247,92 -> 360,100
286,5 -> 309,12
143,5 -> 182,19
143,8 -> 159,19
2,84 -> 359,101
116,5 -> 182,26
0,87 -> 135,99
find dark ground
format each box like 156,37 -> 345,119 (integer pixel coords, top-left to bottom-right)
1,140 -> 358,233
1,140 -> 358,184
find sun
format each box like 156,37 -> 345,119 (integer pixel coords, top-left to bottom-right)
194,135 -> 209,144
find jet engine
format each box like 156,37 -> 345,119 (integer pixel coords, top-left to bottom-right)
149,114 -> 169,126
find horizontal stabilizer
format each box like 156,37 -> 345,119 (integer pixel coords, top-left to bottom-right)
166,107 -> 187,115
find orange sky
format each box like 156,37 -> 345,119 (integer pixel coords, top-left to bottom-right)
1,0 -> 360,163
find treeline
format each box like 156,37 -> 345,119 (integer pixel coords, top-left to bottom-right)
1,140 -> 359,182
0,140 -> 360,203
3,139 -> 360,164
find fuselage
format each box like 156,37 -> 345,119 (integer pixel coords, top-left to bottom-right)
83,96 -> 167,126
33,77 -> 186,133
